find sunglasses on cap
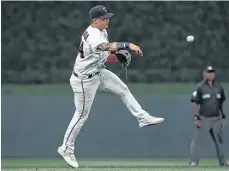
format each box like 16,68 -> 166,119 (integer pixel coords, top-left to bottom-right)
206,70 -> 215,73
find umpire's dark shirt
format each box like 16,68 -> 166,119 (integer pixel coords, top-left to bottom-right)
191,80 -> 226,117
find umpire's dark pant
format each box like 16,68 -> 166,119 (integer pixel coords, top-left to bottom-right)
190,116 -> 226,165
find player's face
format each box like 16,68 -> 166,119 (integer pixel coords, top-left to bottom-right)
204,71 -> 215,81
93,18 -> 110,29
99,18 -> 109,29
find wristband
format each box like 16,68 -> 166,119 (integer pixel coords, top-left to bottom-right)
194,115 -> 201,121
116,42 -> 130,49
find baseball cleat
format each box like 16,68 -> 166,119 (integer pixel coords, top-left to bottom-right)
138,115 -> 164,128
189,162 -> 198,167
57,147 -> 79,168
220,161 -> 229,167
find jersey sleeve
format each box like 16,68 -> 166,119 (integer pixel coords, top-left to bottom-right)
191,87 -> 202,104
89,30 -> 109,52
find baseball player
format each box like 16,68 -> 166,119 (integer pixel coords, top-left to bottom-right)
58,5 -> 164,168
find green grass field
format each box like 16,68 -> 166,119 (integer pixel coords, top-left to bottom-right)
1,157 -> 229,171
2,83 -> 229,96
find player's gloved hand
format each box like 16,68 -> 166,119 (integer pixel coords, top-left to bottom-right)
128,43 -> 143,56
115,50 -> 131,67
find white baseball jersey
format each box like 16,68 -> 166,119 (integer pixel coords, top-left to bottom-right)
73,26 -> 110,76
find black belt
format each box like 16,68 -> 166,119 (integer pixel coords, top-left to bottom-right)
73,71 -> 100,78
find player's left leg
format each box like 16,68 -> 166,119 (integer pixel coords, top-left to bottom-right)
98,69 -> 164,127
210,118 -> 228,166
58,74 -> 100,168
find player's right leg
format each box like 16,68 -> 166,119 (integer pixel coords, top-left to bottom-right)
98,69 -> 164,127
58,74 -> 100,168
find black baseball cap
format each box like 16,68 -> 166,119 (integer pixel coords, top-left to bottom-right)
89,5 -> 114,19
204,66 -> 215,73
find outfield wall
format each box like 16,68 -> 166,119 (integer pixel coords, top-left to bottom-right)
2,94 -> 229,157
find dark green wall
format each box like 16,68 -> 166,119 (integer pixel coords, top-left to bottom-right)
2,1 -> 229,83
2,94 -> 229,157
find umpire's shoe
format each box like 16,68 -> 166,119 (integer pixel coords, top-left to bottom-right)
138,115 -> 164,128
220,161 -> 229,167
189,162 -> 198,167
57,147 -> 79,168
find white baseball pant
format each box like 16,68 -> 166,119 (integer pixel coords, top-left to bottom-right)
61,69 -> 148,153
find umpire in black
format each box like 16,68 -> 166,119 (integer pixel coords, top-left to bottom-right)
189,66 -> 228,167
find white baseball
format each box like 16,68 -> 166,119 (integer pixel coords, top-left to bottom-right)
186,35 -> 194,42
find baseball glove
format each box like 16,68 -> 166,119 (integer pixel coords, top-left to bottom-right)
115,50 -> 131,68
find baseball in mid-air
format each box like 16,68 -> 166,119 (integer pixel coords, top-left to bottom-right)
186,35 -> 194,42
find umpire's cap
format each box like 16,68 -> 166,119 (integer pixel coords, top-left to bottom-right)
89,5 -> 114,19
204,66 -> 215,73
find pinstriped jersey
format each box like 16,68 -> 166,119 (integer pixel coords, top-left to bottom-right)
73,26 -> 110,76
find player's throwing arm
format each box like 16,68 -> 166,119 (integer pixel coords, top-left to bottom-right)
98,42 -> 144,57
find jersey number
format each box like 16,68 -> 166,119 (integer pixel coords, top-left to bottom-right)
78,42 -> 84,58
78,30 -> 89,59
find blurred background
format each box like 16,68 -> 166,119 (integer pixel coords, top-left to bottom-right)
1,0 -> 229,162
